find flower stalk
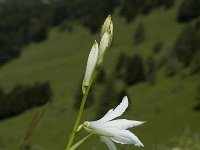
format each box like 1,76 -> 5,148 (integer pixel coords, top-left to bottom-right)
65,71 -> 95,150
65,15 -> 114,150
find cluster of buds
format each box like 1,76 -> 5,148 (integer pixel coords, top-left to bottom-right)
82,15 -> 113,94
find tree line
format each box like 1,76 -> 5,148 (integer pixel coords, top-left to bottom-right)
0,82 -> 52,120
2,0 -> 199,67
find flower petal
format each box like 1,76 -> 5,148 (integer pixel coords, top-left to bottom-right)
82,41 -> 98,94
93,127 -> 144,147
100,136 -> 117,150
100,119 -> 145,130
109,129 -> 144,147
98,96 -> 128,122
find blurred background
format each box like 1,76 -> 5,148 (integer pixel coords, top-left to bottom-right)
0,0 -> 200,149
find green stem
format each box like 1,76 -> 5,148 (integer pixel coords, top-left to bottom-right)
19,103 -> 48,149
65,70 -> 98,150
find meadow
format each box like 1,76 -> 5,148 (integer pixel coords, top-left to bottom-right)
0,0 -> 200,149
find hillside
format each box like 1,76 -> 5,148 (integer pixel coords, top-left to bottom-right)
0,0 -> 200,150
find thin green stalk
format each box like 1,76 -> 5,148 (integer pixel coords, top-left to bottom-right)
65,70 -> 98,150
65,85 -> 90,150
19,103 -> 48,149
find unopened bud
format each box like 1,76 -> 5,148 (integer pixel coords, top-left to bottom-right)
98,32 -> 110,65
82,41 -> 99,94
101,15 -> 113,38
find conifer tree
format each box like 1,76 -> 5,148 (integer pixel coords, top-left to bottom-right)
134,22 -> 145,45
124,54 -> 145,86
146,56 -> 157,84
115,53 -> 127,79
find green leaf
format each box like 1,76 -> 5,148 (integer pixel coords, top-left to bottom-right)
69,133 -> 93,150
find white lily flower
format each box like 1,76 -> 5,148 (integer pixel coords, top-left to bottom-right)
81,96 -> 145,150
82,41 -> 99,94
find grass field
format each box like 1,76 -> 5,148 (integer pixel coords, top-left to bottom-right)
0,0 -> 200,149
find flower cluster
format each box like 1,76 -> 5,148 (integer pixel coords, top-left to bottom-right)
82,15 -> 113,94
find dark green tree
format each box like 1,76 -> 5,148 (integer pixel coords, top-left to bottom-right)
193,85 -> 200,111
174,24 -> 200,66
146,56 -> 157,84
0,86 -> 4,98
177,0 -> 200,22
134,22 -> 145,45
124,54 -> 145,86
120,0 -> 174,21
163,0 -> 174,9
152,41 -> 163,54
114,53 -> 127,79
96,68 -> 107,84
0,82 -> 52,120
0,0 -> 118,67
120,0 -> 141,22
190,51 -> 200,74
28,23 -> 48,42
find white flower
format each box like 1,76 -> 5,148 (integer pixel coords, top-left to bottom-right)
82,41 -> 99,94
80,96 -> 145,150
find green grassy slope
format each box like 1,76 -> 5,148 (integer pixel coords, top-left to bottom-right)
0,0 -> 200,149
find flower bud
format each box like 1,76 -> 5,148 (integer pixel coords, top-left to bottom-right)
82,41 -> 99,94
98,31 -> 112,65
101,15 -> 113,38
